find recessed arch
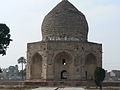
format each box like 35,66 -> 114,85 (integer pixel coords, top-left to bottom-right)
30,53 -> 42,79
54,51 -> 72,80
54,51 -> 73,65
85,53 -> 97,80
85,53 -> 97,65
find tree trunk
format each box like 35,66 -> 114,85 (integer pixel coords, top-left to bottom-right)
100,86 -> 102,90
100,82 -> 102,90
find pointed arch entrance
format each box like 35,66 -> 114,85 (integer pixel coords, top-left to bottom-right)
54,51 -> 72,80
31,53 -> 42,79
85,53 -> 97,80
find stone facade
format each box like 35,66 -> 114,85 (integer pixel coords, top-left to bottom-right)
26,0 -> 102,81
27,41 -> 102,81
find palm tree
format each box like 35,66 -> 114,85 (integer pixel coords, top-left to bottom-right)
18,57 -> 26,80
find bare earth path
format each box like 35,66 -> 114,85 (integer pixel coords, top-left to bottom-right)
32,87 -> 85,90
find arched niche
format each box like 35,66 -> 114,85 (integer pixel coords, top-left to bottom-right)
84,53 -> 97,80
30,53 -> 42,79
54,51 -> 72,80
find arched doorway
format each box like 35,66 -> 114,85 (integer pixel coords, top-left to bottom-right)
61,70 -> 68,80
85,53 -> 97,80
54,52 -> 72,80
31,53 -> 42,79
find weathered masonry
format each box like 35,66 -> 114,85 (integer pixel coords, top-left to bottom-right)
26,0 -> 102,81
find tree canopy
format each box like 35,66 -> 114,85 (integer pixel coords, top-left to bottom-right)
94,67 -> 105,90
0,23 -> 12,56
18,57 -> 26,64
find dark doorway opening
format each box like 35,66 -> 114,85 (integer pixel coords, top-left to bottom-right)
61,70 -> 68,80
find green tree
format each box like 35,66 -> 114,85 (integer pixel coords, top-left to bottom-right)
18,57 -> 26,80
0,23 -> 12,56
94,67 -> 105,90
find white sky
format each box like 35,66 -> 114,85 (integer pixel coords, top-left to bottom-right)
0,0 -> 120,71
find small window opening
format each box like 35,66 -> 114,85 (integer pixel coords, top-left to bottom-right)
62,59 -> 66,65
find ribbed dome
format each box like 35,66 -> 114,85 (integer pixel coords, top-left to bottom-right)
41,0 -> 88,42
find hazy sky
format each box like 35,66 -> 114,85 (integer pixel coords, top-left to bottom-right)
0,0 -> 120,71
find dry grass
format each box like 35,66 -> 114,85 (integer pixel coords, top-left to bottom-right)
85,87 -> 120,90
